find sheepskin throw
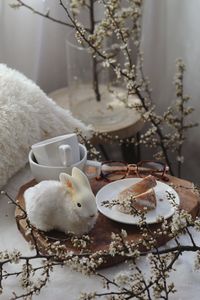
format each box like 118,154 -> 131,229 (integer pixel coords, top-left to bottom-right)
0,64 -> 92,188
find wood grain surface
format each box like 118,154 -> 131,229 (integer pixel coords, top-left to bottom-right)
15,175 -> 200,268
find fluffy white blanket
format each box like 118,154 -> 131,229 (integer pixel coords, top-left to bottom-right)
0,64 -> 92,188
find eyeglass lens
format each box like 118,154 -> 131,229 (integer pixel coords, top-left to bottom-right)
137,161 -> 165,177
101,161 -> 128,181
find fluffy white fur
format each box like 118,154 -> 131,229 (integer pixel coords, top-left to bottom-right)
0,64 -> 92,188
24,167 -> 98,235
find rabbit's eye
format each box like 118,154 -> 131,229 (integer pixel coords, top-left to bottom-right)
77,202 -> 82,208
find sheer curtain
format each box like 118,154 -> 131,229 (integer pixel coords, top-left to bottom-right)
142,0 -> 200,183
0,0 -> 68,93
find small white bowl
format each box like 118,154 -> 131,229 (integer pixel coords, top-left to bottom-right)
29,143 -> 87,182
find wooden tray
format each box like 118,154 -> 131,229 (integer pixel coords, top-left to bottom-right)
15,176 -> 200,268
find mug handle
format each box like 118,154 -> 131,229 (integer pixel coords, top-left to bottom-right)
84,160 -> 101,178
59,144 -> 72,167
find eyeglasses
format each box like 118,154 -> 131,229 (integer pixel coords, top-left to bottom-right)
99,160 -> 169,182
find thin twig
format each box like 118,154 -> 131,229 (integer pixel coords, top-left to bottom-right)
16,0 -> 74,28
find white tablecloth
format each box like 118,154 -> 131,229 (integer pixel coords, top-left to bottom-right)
1,166 -> 200,299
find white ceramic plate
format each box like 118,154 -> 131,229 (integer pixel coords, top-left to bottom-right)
96,178 -> 180,225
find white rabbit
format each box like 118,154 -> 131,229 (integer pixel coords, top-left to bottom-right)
24,167 -> 98,236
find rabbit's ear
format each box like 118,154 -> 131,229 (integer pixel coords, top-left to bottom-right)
59,173 -> 78,194
72,167 -> 91,190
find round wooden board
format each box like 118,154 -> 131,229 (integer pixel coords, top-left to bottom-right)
15,176 -> 200,268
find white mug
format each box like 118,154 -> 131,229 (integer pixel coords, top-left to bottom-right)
31,133 -> 80,167
29,144 -> 101,182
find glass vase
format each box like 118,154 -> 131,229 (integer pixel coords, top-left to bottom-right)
65,31 -> 127,128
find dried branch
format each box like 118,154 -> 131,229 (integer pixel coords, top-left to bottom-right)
12,0 -> 74,28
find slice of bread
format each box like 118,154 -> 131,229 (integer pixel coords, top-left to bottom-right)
131,188 -> 156,211
117,175 -> 157,214
118,175 -> 156,200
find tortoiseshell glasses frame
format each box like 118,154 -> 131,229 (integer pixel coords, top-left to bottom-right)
99,160 -> 169,182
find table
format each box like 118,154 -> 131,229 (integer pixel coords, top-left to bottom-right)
1,167 -> 200,299
49,87 -> 144,161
